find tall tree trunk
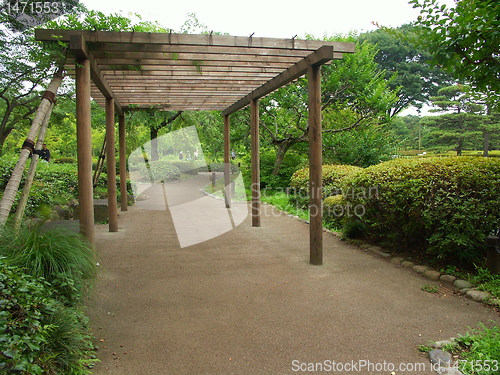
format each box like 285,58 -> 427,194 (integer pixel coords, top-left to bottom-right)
0,104 -> 14,152
272,142 -> 291,176
456,138 -> 463,156
0,68 -> 63,225
483,132 -> 490,157
12,103 -> 53,229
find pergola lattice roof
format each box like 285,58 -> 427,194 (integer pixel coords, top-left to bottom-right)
35,29 -> 355,114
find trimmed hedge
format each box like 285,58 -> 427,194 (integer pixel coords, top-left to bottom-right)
290,164 -> 362,194
137,161 -> 181,182
342,157 -> 500,265
290,164 -> 362,208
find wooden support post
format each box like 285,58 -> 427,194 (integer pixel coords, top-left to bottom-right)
308,64 -> 322,265
224,114 -> 231,208
250,98 -> 261,227
106,98 -> 118,232
75,58 -> 95,245
119,114 -> 128,211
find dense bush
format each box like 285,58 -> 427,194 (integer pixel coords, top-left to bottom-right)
0,257 -> 97,374
241,150 -> 306,189
0,154 -> 21,188
137,160 -> 180,182
343,157 -> 500,265
290,164 -> 362,208
198,162 -> 240,173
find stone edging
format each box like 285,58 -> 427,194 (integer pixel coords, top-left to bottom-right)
324,230 -> 500,309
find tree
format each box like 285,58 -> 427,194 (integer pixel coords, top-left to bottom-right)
359,24 -> 454,116
423,85 -> 484,155
0,26 -> 63,152
390,115 -> 428,150
260,39 -> 398,174
410,0 -> 500,103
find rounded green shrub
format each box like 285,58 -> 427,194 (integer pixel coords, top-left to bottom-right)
323,194 -> 346,229
344,157 -> 500,265
291,164 -> 362,194
138,161 -> 181,182
290,164 -> 362,208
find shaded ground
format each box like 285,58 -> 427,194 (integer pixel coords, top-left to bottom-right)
87,185 -> 499,375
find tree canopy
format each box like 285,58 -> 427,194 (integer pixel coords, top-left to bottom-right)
410,0 -> 500,101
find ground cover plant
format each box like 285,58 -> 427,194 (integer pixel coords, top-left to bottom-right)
0,224 -> 98,374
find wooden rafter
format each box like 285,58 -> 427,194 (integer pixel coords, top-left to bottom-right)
35,29 -> 355,113
222,45 -> 337,115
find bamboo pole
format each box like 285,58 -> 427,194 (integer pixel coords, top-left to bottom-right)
119,114 -> 128,211
308,64 -> 323,265
12,104 -> 54,229
105,98 -> 118,232
0,68 -> 63,225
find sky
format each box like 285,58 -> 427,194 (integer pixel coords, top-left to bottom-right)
80,0 -> 456,39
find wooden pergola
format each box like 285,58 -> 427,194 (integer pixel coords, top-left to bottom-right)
35,29 -> 355,265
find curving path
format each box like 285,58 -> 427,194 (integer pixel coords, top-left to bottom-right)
87,197 -> 499,375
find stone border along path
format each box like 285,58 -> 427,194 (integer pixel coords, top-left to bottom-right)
284,204 -> 499,375
329,231 -> 499,375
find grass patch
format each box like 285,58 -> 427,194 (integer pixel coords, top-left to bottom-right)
260,190 -> 309,222
449,323 -> 500,375
421,284 -> 439,293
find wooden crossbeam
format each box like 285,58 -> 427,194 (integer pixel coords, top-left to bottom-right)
69,35 -> 123,116
222,45 -> 336,116
36,29 -> 356,52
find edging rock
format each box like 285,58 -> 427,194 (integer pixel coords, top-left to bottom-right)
351,240 -> 498,311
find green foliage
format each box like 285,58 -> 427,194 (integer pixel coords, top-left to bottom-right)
260,191 -> 309,222
290,164 -> 362,211
0,258 -> 55,374
0,258 -> 97,374
469,267 -> 500,299
343,157 -> 500,265
0,225 -> 96,306
359,24 -> 453,116
0,154 -> 113,219
290,164 -> 362,194
422,85 -> 498,155
410,0 -> 500,106
323,195 -> 346,230
421,284 -> 439,293
323,124 -> 399,167
0,154 -> 20,188
138,161 -> 181,182
453,323 -> 500,375
241,150 -> 306,189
